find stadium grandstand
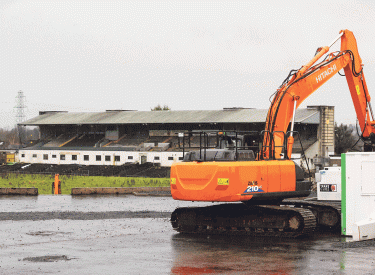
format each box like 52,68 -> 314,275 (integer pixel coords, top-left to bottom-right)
15,106 -> 334,172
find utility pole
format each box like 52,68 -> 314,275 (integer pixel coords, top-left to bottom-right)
15,90 -> 26,145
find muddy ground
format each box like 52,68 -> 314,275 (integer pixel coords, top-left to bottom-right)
0,195 -> 374,274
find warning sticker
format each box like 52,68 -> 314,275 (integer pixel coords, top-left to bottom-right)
218,178 -> 229,185
320,184 -> 337,192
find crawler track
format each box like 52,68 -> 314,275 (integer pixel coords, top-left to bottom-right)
282,199 -> 341,230
171,203 -> 317,238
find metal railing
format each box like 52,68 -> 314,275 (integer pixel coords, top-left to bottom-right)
178,130 -> 262,161
178,129 -> 305,162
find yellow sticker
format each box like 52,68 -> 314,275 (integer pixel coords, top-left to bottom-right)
356,85 -> 360,95
218,178 -> 229,185
170,178 -> 176,185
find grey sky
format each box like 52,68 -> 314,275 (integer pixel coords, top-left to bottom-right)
1,0 -> 375,129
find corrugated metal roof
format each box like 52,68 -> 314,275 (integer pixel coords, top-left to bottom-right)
21,108 -> 320,125
297,110 -> 320,124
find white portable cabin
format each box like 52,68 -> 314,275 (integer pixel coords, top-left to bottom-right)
342,152 -> 375,241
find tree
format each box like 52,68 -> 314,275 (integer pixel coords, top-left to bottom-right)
151,104 -> 170,111
335,123 -> 361,154
0,126 -> 40,148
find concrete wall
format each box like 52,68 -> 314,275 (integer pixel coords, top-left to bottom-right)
304,140 -> 320,171
316,106 -> 335,157
308,106 -> 335,170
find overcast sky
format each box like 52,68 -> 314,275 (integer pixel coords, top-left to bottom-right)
1,0 -> 375,129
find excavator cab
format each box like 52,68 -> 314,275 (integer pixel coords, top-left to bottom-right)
180,130 -> 263,163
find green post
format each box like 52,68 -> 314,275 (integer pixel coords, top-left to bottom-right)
341,153 -> 346,235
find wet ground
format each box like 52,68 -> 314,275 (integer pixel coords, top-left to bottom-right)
0,195 -> 375,274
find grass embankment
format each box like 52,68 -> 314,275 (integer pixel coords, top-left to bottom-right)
0,174 -> 170,195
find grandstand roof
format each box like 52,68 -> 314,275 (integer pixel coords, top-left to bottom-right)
21,108 -> 320,125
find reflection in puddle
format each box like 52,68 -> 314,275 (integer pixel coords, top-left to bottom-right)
170,232 -> 345,274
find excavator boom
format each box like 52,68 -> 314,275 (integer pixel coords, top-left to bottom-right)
264,30 -> 374,159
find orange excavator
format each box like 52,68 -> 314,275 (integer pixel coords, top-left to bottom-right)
170,30 -> 375,237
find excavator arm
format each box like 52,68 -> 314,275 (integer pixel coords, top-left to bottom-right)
263,29 -> 375,159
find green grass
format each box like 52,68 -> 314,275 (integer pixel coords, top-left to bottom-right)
0,173 -> 170,195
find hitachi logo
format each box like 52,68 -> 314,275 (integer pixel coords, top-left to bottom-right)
316,64 -> 337,83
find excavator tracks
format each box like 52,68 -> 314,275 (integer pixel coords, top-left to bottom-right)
171,203 -> 317,238
282,199 -> 341,230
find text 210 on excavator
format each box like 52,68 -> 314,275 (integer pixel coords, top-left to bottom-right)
170,30 -> 375,237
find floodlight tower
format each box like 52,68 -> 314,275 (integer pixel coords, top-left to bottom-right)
15,90 -> 26,144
